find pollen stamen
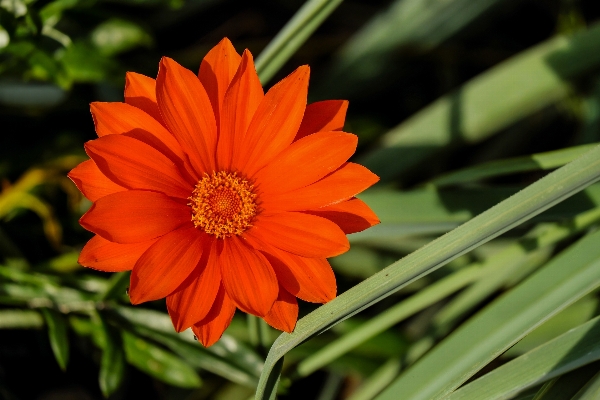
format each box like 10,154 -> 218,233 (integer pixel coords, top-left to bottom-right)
189,171 -> 257,238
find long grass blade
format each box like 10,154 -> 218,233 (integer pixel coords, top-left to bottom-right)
254,0 -> 344,85
254,144 -> 600,399
359,23 -> 600,182
445,316 -> 600,400
376,229 -> 600,400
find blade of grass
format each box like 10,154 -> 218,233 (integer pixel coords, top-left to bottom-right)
111,307 -> 262,387
346,358 -> 401,400
40,307 -> 69,371
445,316 -> 600,400
327,0 -> 510,93
122,330 -> 202,388
376,228 -> 600,400
352,184 -> 600,243
532,363 -> 600,400
430,143 -> 599,187
0,309 -> 43,328
254,0 -> 344,85
433,206 -> 600,335
296,265 -> 483,377
360,23 -> 600,182
255,143 -> 600,399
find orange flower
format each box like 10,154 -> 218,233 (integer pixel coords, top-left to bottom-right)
69,38 -> 379,346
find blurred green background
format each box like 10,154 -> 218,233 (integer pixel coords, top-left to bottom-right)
2,0 -> 600,399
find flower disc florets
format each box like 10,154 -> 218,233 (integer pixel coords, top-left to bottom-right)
189,171 -> 257,238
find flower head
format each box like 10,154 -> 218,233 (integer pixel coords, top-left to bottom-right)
69,38 -> 379,346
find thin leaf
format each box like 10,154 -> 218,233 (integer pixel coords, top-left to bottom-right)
433,206 -> 600,335
445,316 -> 600,400
296,265 -> 483,377
122,330 -> 201,389
430,143 -> 599,187
254,0 -> 344,84
376,228 -> 600,400
255,143 -> 600,400
326,0 -> 511,96
570,371 -> 600,400
98,271 -> 130,301
352,184 -> 600,243
504,295 -> 598,357
40,307 -> 69,371
346,358 -> 401,400
97,314 -> 126,398
359,23 -> 600,182
0,309 -> 43,328
112,307 -> 262,387
532,364 -> 600,400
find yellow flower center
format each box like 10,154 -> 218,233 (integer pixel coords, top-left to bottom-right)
189,171 -> 257,238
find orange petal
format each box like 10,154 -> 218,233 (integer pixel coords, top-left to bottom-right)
166,239 -> 221,332
156,57 -> 217,175
258,244 -> 336,303
85,135 -> 192,199
90,102 -> 192,177
129,226 -> 206,304
261,163 -> 379,212
80,190 -> 191,244
263,286 -> 298,332
304,198 -> 380,234
124,72 -> 163,124
295,100 -> 348,141
253,131 -> 357,195
192,283 -> 236,347
245,212 -> 349,258
217,49 -> 263,170
68,159 -> 125,202
198,37 -> 242,125
79,235 -> 157,272
235,66 -> 309,175
220,236 -> 278,317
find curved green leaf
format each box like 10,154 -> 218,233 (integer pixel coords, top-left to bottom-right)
0,309 -> 43,328
446,316 -> 600,400
255,0 -> 344,84
255,145 -> 600,399
376,228 -> 600,400
40,307 -> 69,371
122,330 -> 201,389
430,143 -> 599,187
112,307 -> 262,387
360,23 -> 600,182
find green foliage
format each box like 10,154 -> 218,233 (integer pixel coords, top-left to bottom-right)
2,0 -> 600,399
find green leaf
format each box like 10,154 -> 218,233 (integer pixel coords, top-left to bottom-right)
504,295 -> 598,357
429,143 -> 599,187
255,143 -> 600,400
98,316 -> 126,398
122,330 -> 201,389
376,228 -> 600,400
40,308 -> 69,371
359,23 -> 600,182
445,316 -> 600,400
532,363 -> 600,400
346,358 -> 401,400
0,309 -> 43,328
432,206 -> 600,336
91,18 -> 152,56
328,0 -> 510,93
572,371 -> 600,400
98,271 -> 130,301
112,307 -> 262,387
295,265 -> 483,377
255,0 -> 344,84
353,184 -> 600,243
